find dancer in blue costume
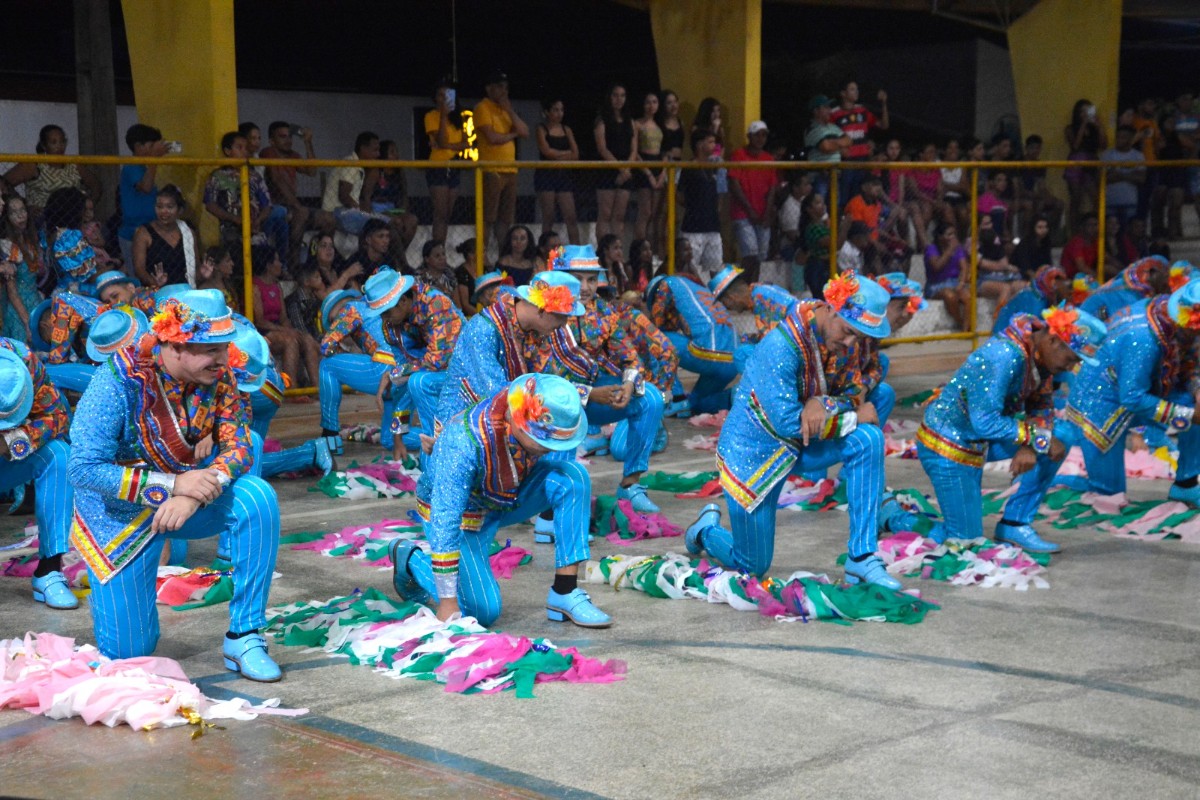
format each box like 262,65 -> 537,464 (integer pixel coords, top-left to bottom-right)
319,268 -> 460,459
67,289 -> 282,680
1079,256 -> 1168,322
646,271 -> 739,414
0,338 -> 75,609
1059,281 -> 1200,503
372,273 -> 465,459
683,273 -> 903,588
993,265 -> 1071,332
553,245 -> 665,512
917,305 -> 1106,552
390,373 -> 611,628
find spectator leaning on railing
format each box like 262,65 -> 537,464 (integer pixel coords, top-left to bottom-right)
117,123 -> 169,272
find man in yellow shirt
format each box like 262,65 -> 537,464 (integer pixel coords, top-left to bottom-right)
474,72 -> 530,254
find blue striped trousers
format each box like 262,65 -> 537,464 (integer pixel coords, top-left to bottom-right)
319,355 -> 399,449
0,439 -> 71,559
917,439 -> 1060,540
702,423 -> 886,576
592,379 -> 664,477
665,332 -> 738,414
409,460 -> 592,626
407,370 -> 448,439
88,475 -> 280,659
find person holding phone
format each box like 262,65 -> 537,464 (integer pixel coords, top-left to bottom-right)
1064,99 -> 1108,228
424,81 -> 469,245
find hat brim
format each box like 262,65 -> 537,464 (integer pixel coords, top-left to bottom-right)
0,349 -> 33,431
361,276 -> 415,319
28,299 -> 53,352
536,408 -> 589,452
843,314 -> 891,340
514,285 -> 585,316
237,370 -> 268,393
712,273 -> 742,299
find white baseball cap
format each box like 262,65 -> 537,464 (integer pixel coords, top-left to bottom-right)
747,120 -> 769,135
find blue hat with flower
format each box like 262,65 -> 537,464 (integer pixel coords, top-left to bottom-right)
320,288 -> 362,333
228,321 -> 272,392
875,272 -> 928,312
1041,304 -> 1107,367
515,271 -> 586,316
822,271 -> 892,338
507,373 -> 588,452
0,345 -> 33,432
1167,278 -> 1200,332
86,307 -> 150,363
95,270 -> 138,297
472,271 -> 514,305
707,265 -> 745,300
552,244 -> 604,273
361,268 -> 415,319
151,288 -> 238,345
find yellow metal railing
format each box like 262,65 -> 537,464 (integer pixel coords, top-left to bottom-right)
3,152 -> 1197,390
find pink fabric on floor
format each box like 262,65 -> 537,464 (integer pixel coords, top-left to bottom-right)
687,410 -> 728,428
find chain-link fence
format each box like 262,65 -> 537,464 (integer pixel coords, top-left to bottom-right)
1,152 -> 1198,390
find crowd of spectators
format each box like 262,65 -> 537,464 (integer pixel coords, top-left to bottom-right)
0,78 -> 1197,367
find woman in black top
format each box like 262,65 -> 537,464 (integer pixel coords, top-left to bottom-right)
659,90 -> 685,161
454,238 -> 480,315
594,83 -> 637,241
535,97 -> 581,245
1064,98 -> 1108,229
496,225 -> 538,287
131,184 -> 198,288
1011,215 -> 1054,280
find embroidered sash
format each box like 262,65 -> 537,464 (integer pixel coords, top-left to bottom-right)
465,392 -> 535,509
111,349 -> 200,474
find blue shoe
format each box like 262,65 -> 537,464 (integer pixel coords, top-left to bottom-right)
533,514 -> 555,544
546,587 -> 612,628
616,482 -> 659,514
583,434 -> 610,457
222,633 -> 282,682
926,523 -> 949,545
665,398 -> 691,419
880,492 -> 918,533
685,503 -> 721,555
843,555 -> 903,591
31,571 -> 78,610
389,538 -> 433,606
314,437 -> 336,476
1168,482 -> 1200,507
652,424 -> 669,454
994,522 -> 1061,554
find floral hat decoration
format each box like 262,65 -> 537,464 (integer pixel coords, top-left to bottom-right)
516,271 -> 585,316
1041,303 -> 1107,366
507,373 -> 587,451
150,289 -> 238,345
875,271 -> 928,314
822,271 -> 892,339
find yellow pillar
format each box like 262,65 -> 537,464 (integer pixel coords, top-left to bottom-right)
648,0 -> 761,156
1008,0 -> 1121,193
122,0 -> 238,243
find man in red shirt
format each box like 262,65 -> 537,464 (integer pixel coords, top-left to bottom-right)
729,120 -> 778,276
831,80 -> 890,211
1059,213 -> 1100,279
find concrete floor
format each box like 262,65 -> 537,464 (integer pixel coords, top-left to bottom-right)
1,371 -> 1199,800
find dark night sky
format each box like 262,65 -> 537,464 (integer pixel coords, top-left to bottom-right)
2,1 -> 1196,149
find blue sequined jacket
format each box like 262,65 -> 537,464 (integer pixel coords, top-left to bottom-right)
1064,302 -> 1196,453
649,276 -> 737,364
918,315 -> 1053,468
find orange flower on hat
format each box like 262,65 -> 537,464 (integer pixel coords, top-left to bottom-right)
1041,304 -> 1081,344
527,280 -> 575,314
1169,265 -> 1191,292
1177,305 -> 1200,331
545,246 -> 566,273
150,300 -> 189,343
1070,275 -> 1094,306
226,343 -> 248,370
509,376 -> 549,434
823,271 -> 860,312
